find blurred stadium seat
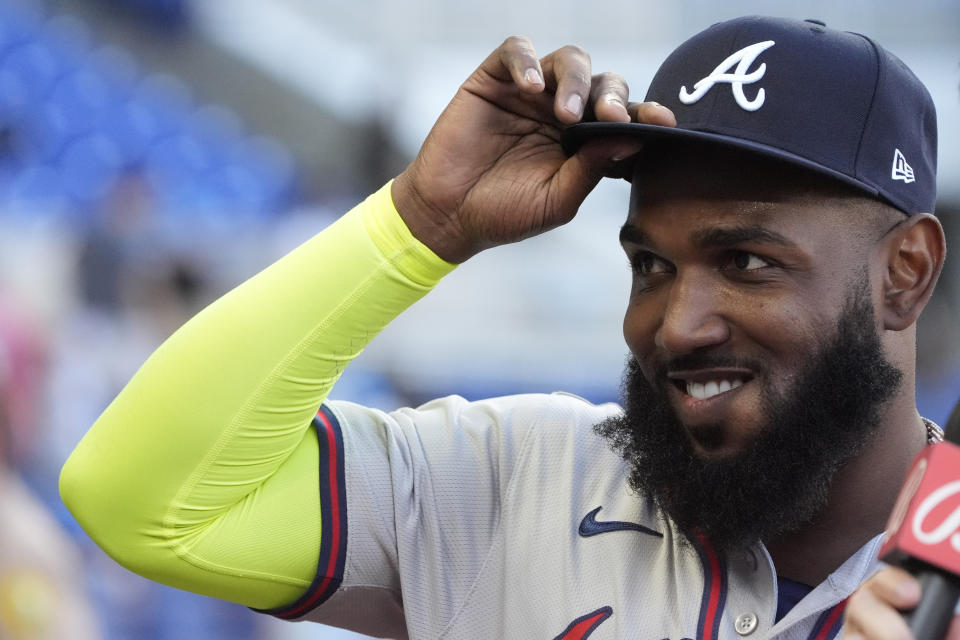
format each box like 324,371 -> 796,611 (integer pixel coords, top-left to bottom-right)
0,0 -> 296,225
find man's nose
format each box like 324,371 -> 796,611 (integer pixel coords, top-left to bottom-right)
654,273 -> 730,355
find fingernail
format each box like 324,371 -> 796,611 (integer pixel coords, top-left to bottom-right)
649,102 -> 677,126
524,68 -> 543,86
604,94 -> 624,107
564,93 -> 583,116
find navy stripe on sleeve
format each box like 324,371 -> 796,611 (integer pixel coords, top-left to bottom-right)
254,405 -> 348,619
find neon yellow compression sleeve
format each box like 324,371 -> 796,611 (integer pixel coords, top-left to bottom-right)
59,183 -> 456,609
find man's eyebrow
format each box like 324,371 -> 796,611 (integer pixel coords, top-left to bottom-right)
619,223 -> 649,245
619,224 -> 797,249
692,226 -> 797,249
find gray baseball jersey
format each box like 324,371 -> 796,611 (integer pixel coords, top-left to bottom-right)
259,392 -> 879,640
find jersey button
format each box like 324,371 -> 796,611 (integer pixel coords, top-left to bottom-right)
734,612 -> 759,636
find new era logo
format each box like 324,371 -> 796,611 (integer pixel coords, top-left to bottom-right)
892,149 -> 915,183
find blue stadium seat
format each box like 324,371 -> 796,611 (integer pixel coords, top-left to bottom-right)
0,0 -> 297,222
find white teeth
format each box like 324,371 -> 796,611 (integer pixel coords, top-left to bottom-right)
685,379 -> 745,400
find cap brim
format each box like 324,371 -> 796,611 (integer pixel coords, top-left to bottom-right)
561,121 -> 882,200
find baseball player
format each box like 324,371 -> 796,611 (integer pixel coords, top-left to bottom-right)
61,16 -> 947,640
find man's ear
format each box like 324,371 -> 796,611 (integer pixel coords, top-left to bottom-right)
881,213 -> 946,331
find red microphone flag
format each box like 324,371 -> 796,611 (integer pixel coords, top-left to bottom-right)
879,441 -> 960,574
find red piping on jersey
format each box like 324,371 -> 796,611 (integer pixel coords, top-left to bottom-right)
703,545 -> 722,640
695,533 -> 726,640
272,409 -> 345,619
810,598 -> 849,640
312,409 -> 342,604
553,606 -> 613,640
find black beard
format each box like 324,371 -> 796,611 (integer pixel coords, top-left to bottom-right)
595,282 -> 903,555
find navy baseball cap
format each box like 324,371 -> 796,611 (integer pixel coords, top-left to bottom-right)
562,16 -> 938,214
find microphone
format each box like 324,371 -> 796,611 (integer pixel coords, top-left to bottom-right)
879,398 -> 960,640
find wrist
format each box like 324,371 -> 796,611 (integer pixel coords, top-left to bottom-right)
391,170 -> 477,264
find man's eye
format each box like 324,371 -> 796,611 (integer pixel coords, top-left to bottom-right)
632,252 -> 669,275
728,252 -> 770,271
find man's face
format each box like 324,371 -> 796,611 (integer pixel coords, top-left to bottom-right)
598,154 -> 903,553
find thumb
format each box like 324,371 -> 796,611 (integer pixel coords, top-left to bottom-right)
555,138 -> 645,207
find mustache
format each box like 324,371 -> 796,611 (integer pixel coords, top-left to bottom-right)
646,352 -> 766,379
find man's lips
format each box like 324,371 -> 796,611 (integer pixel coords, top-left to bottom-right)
662,367 -> 759,452
666,368 -> 755,402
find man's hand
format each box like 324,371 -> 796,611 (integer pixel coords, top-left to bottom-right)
843,567 -> 960,640
392,36 -> 676,263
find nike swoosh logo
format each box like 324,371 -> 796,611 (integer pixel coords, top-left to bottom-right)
578,506 -> 662,538
553,606 -> 613,640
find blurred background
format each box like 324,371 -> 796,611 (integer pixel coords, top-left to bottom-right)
0,0 -> 956,637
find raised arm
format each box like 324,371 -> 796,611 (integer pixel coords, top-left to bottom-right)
59,37 -> 672,613
59,184 -> 451,608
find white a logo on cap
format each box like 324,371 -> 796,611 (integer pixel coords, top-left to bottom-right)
892,149 -> 915,183
679,40 -> 775,112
